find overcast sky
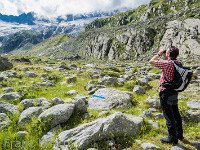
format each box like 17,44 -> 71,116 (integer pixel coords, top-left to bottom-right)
0,0 -> 151,18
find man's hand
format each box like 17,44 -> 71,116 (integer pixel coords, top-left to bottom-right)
158,49 -> 167,56
149,49 -> 167,65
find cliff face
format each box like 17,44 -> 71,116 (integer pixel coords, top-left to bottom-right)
10,0 -> 200,60
73,0 -> 200,61
80,27 -> 156,61
160,19 -> 200,57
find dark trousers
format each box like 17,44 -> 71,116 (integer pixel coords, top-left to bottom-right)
159,89 -> 183,140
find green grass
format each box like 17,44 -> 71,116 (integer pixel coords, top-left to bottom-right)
0,56 -> 200,150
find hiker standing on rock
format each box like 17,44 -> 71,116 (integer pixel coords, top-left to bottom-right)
149,46 -> 184,145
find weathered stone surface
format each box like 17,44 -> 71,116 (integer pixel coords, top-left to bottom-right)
160,19 -> 200,57
191,142 -> 200,150
88,88 -> 133,110
0,71 -> 16,78
67,90 -> 78,95
98,77 -> 117,86
117,78 -> 126,86
35,81 -> 55,87
171,145 -> 185,150
40,125 -> 61,145
98,111 -> 109,117
136,78 -> 148,86
186,110 -> 200,122
0,113 -> 12,130
52,97 -> 64,105
2,87 -> 15,93
133,86 -> 145,95
146,73 -> 161,80
140,110 -> 154,118
149,108 -> 157,112
66,77 -> 77,83
72,97 -> 87,113
85,64 -> 95,67
0,101 -> 20,115
123,74 -> 132,80
18,107 -> 43,125
193,69 -> 200,75
141,143 -> 161,150
69,64 -> 77,68
187,100 -> 200,109
83,113 -> 93,119
0,56 -> 13,71
86,84 -> 106,91
74,95 -> 87,103
156,113 -> 164,119
38,104 -> 75,127
56,112 -> 143,149
58,64 -> 70,70
20,99 -> 36,110
148,120 -> 159,129
0,92 -> 23,101
16,131 -> 29,139
0,75 -> 4,81
37,98 -> 51,109
24,71 -> 38,77
144,97 -> 160,108
20,98 -> 51,110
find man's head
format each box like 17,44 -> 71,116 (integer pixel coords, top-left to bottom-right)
164,46 -> 179,60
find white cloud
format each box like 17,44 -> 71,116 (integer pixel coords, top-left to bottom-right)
0,0 -> 151,18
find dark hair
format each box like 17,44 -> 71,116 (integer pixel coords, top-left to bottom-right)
168,46 -> 179,58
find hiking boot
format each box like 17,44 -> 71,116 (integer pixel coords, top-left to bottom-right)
160,137 -> 178,145
178,136 -> 184,140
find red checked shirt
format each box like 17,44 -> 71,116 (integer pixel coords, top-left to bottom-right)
155,60 -> 180,92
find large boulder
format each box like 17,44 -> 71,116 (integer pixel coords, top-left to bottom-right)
18,107 -> 43,125
56,112 -> 144,149
0,56 -> 13,71
72,96 -> 87,113
52,97 -> 64,105
136,78 -> 149,86
0,92 -> 23,101
0,113 -> 12,130
88,88 -> 133,110
98,77 -> 117,86
24,71 -> 38,77
186,110 -> 200,122
40,125 -> 61,146
187,100 -> 200,109
16,131 -> 30,139
66,77 -> 77,83
38,104 -> 75,128
20,98 -> 51,110
35,81 -> 55,87
0,71 -> 16,78
20,99 -> 36,110
133,86 -> 145,95
86,84 -> 106,91
2,87 -> 15,93
144,97 -> 160,109
141,143 -> 161,150
0,101 -> 20,115
37,98 -> 51,109
146,73 -> 161,81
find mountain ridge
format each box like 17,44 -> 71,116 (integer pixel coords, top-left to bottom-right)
0,8 -> 130,53
1,0 -> 200,62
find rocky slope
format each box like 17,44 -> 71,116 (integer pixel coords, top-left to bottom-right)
2,0 -> 200,61
15,0 -> 200,61
76,0 -> 200,61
